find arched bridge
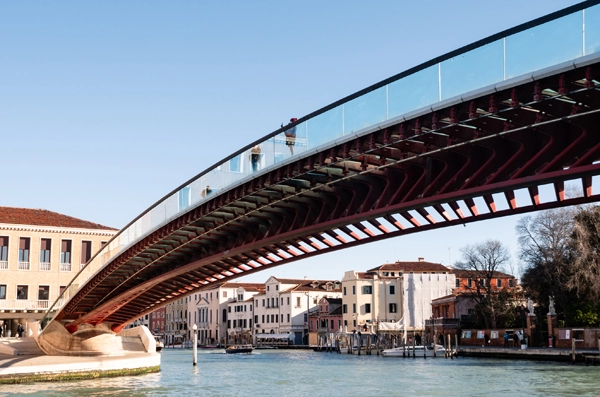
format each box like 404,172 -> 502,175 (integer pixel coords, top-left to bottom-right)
45,1 -> 600,333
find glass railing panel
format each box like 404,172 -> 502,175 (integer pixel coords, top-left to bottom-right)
201,167 -> 224,199
253,137 -> 276,170
441,40 -> 504,100
506,11 -> 583,79
163,192 -> 179,221
178,186 -> 191,211
150,204 -> 165,230
388,64 -> 439,120
119,226 -> 129,248
188,178 -> 204,207
344,86 -> 387,133
306,106 -> 343,149
585,4 -> 600,55
141,211 -> 153,237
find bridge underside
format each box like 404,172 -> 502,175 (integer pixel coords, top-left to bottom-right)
58,61 -> 600,333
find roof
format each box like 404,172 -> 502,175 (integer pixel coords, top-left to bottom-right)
219,282 -> 265,292
452,269 -> 515,278
367,261 -> 449,273
322,298 -> 342,305
356,272 -> 374,280
0,206 -> 117,230
271,278 -> 314,285
284,279 -> 342,293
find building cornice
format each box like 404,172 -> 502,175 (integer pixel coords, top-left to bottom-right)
0,223 -> 118,237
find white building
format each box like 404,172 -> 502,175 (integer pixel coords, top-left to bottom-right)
342,259 -> 455,331
226,286 -> 260,344
253,277 -> 342,345
188,282 -> 263,345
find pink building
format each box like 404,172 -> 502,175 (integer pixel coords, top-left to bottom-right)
308,297 -> 342,345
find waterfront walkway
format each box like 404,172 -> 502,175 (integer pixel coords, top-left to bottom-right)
0,352 -> 160,384
0,338 -> 160,384
457,345 -> 600,363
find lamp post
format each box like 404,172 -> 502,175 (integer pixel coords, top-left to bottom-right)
192,324 -> 197,366
304,292 -> 310,345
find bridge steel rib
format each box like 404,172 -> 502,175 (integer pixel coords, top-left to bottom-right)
58,62 -> 600,333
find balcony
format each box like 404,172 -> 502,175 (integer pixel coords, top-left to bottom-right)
18,262 -> 30,270
0,261 -> 7,270
60,262 -> 71,272
0,299 -> 58,311
39,262 -> 51,271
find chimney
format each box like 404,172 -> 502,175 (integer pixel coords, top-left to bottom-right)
418,257 -> 424,262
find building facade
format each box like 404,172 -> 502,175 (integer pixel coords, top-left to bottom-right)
0,207 -> 117,336
164,297 -> 188,346
149,306 -> 166,336
308,297 -> 343,345
190,282 -> 264,345
342,259 -> 455,332
253,277 -> 342,345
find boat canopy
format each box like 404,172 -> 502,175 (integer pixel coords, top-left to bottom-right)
378,317 -> 404,331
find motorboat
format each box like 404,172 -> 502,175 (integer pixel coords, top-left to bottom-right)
225,344 -> 253,354
154,336 -> 164,352
381,344 -> 447,357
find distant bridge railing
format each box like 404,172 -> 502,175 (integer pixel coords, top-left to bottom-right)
42,1 -> 600,328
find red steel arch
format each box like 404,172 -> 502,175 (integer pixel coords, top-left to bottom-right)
58,61 -> 600,333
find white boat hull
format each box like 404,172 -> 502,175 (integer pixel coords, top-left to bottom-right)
381,344 -> 446,358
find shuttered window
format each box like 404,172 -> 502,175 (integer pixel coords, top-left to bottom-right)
0,237 -> 8,262
81,241 -> 92,264
18,238 -> 30,262
40,239 -> 51,263
61,240 -> 72,264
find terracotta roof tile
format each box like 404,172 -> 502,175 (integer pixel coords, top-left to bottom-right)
367,261 -> 449,273
0,206 -> 117,230
220,282 -> 265,292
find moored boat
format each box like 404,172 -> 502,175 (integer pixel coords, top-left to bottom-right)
154,336 -> 164,352
381,344 -> 446,357
225,344 -> 253,354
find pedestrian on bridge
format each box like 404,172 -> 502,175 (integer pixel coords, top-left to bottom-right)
249,145 -> 262,172
282,117 -> 297,155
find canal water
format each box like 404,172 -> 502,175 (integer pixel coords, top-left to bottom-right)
1,348 -> 599,396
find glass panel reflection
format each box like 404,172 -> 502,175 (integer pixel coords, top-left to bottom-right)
307,107 -> 343,149
585,5 -> 600,55
441,40 -> 503,99
388,65 -> 439,119
344,86 -> 387,133
506,11 -> 582,79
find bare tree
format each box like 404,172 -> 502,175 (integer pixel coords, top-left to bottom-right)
518,206 -> 600,326
517,208 -> 575,316
454,240 -> 512,328
569,206 -> 600,301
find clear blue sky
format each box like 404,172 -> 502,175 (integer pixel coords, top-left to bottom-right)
0,1 -> 583,282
